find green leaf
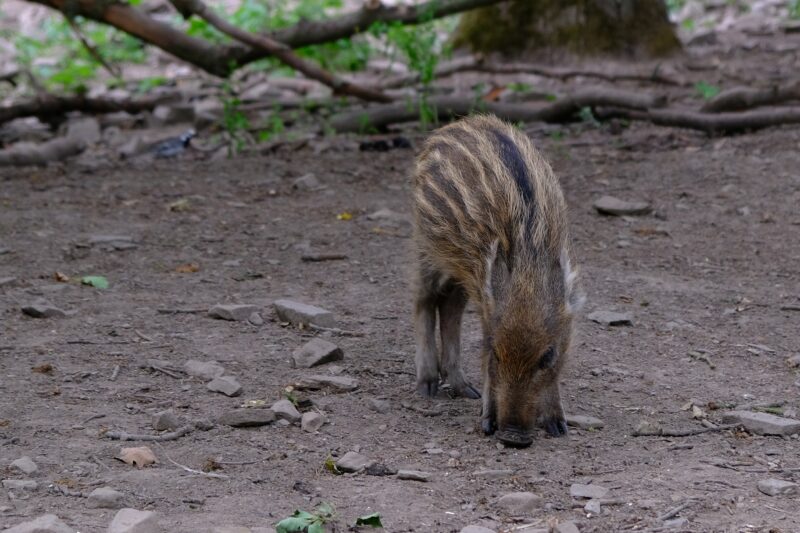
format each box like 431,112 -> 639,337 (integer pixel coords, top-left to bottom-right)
694,81 -> 720,100
307,522 -> 326,533
276,511 -> 315,533
81,275 -> 109,289
355,512 -> 383,527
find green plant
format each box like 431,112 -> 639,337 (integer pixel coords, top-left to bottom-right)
221,85 -> 250,154
695,81 -> 721,100
276,502 -> 335,533
790,0 -> 800,19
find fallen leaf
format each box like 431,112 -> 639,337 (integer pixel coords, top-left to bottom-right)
32,363 -> 54,374
117,446 -> 156,468
276,511 -> 316,533
175,263 -> 200,273
0,419 -> 10,427
336,212 -> 353,221
324,455 -> 341,475
355,512 -> 383,527
54,271 -> 70,282
81,275 -> 109,289
482,85 -> 506,102
168,198 -> 190,212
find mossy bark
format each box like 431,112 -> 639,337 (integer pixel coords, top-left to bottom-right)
453,0 -> 681,60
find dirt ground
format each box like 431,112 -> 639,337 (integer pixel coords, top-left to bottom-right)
2,107 -> 800,533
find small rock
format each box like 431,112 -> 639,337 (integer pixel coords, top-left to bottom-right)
365,208 -> 411,226
570,483 -> 609,499
593,195 -> 652,216
88,486 -> 125,509
587,310 -> 632,326
367,398 -> 390,413
10,456 -> 38,475
89,234 -> 136,249
0,276 -> 16,286
248,312 -> 263,326
152,410 -> 181,431
722,410 -> 800,436
473,469 -> 514,479
273,299 -> 335,328
554,522 -> 580,533
663,517 -> 689,529
184,360 -> 225,381
301,411 -> 325,432
275,419 -> 290,427
208,304 -> 258,322
218,409 -> 275,427
194,418 -> 215,431
757,478 -> 798,496
496,492 -> 543,513
459,527 -> 496,533
292,338 -> 343,368
397,470 -> 431,482
2,479 -> 37,491
635,419 -> 663,435
207,376 -> 243,397
292,173 -> 323,191
67,117 -> 101,145
152,104 -> 195,126
584,498 -> 602,514
21,301 -> 67,318
335,451 -> 373,473
565,414 -> 605,430
365,463 -> 397,476
786,354 -> 800,368
108,508 -> 161,533
294,374 -> 358,392
5,514 -> 73,533
118,136 -> 148,158
271,399 -> 302,423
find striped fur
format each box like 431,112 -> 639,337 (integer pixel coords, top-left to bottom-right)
411,114 -> 581,445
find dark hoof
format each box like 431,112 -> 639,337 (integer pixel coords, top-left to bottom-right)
454,383 -> 481,400
481,416 -> 496,435
416,379 -> 439,398
543,416 -> 568,437
495,429 -> 533,448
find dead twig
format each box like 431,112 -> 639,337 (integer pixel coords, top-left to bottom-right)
110,365 -> 120,381
149,364 -> 183,379
701,82 -> 800,113
64,14 -> 120,77
632,423 -> 738,437
158,448 -> 229,480
301,253 -> 349,262
401,401 -> 444,417
134,329 -> 154,342
596,107 -> 800,135
104,425 -> 193,442
307,323 -> 365,337
82,413 -> 106,424
657,500 -> 695,521
0,94 -> 171,127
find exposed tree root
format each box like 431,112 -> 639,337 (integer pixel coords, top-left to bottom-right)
104,425 -> 193,442
700,82 -> 800,112
598,107 -> 800,134
0,137 -> 85,167
0,94 -> 170,126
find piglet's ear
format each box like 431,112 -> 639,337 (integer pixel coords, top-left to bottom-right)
484,239 -> 510,313
561,247 -> 585,315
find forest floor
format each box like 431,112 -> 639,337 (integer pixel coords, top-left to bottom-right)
2,111 -> 800,533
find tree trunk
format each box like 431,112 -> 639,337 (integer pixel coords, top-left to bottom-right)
453,0 -> 681,60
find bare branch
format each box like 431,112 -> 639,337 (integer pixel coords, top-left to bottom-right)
700,82 -> 800,112
0,94 -> 172,126
597,107 -> 800,134
64,14 -> 120,77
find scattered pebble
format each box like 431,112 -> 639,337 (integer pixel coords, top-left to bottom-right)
587,310 -> 632,326
206,376 -> 243,397
593,195 -> 652,216
722,410 -> 800,435
565,414 -> 605,430
473,469 -> 514,479
757,478 -> 798,496
273,299 -> 335,328
301,411 -> 325,433
335,451 -> 373,473
152,410 -> 181,431
786,355 -> 800,368
292,173 -> 323,191
292,338 -> 344,368
208,304 -> 258,322
663,517 -> 689,529
193,419 -> 214,431
10,456 -> 38,475
271,399 -> 302,423
248,312 -> 263,326
294,374 -> 359,392
88,235 -> 136,251
0,276 -> 16,286
184,360 -> 225,381
496,492 -> 543,513
459,526 -> 495,533
2,479 -> 37,491
87,486 -> 125,509
570,483 -> 609,499
367,398 -> 391,414
5,514 -> 73,533
365,208 -> 411,226
108,508 -> 161,533
397,470 -> 431,482
67,117 -> 101,145
217,409 -> 275,427
554,522 -> 580,533
584,498 -> 602,514
365,463 -> 397,476
21,301 -> 67,318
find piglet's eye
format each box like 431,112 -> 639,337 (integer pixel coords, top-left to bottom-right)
539,347 -> 556,369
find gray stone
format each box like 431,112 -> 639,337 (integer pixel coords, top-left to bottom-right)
218,409 -> 275,427
152,104 -> 195,126
335,451 -> 373,473
786,354 -> 800,368
89,234 -> 134,246
757,478 -> 798,496
397,470 -> 431,482
5,514 -> 73,533
722,410 -> 800,436
292,338 -> 343,368
207,376 -> 243,397
184,360 -> 225,381
193,100 -> 224,129
108,508 -> 161,533
21,301 -> 66,318
88,486 -> 125,509
587,310 -> 632,326
0,276 -> 16,286
593,195 -> 652,216
248,312 -> 263,326
67,117 -> 101,145
273,299 -> 334,328
459,527 -> 496,533
663,518 -> 689,529
10,456 -> 38,475
152,410 -> 181,431
565,414 -> 605,430
570,483 -> 609,499
118,136 -> 148,158
554,522 -> 580,533
584,498 -> 602,514
208,304 -> 258,322
473,469 -> 514,479
2,479 -> 37,491
292,173 -> 323,191
496,492 -> 542,514
301,412 -> 325,432
270,399 -> 301,423
295,374 -> 358,392
366,208 -> 411,226
367,398 -> 390,413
